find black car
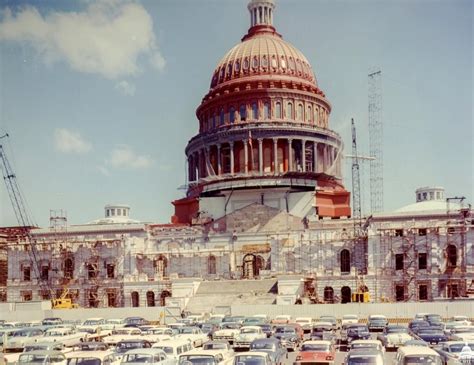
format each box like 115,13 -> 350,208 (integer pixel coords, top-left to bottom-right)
257,324 -> 273,338
346,324 -> 371,344
417,329 -> 449,345
250,338 -> 287,365
273,326 -> 300,351
408,320 -> 431,335
123,317 -> 149,327
425,314 -> 443,326
115,339 -> 152,355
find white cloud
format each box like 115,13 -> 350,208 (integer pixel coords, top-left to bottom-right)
109,145 -> 152,169
0,1 -> 165,79
115,80 -> 135,96
54,128 -> 92,154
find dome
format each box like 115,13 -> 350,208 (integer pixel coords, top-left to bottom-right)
210,30 -> 317,89
394,200 -> 461,214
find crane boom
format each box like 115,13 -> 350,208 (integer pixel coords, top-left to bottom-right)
0,134 -> 54,298
351,119 -> 362,235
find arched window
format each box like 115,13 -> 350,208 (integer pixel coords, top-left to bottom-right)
447,245 -> 457,267
314,108 -> 319,125
275,102 -> 282,118
263,102 -> 270,119
227,63 -> 232,77
287,102 -> 293,119
307,105 -> 312,122
160,290 -> 171,307
208,255 -> 217,275
240,105 -> 247,121
252,102 -> 258,120
131,291 -> 139,307
252,56 -> 259,69
281,57 -> 287,70
229,107 -> 235,124
298,104 -> 304,121
341,249 -> 351,273
235,60 -> 240,72
146,291 -> 155,307
220,108 -> 225,125
324,287 -> 334,303
243,58 -> 249,70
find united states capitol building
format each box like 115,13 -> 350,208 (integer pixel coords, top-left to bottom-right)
1,0 -> 472,310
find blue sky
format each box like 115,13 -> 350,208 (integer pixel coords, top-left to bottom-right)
0,0 -> 472,227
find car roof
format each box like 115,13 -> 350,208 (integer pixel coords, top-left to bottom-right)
241,326 -> 262,330
397,346 -> 440,356
20,350 -> 65,356
302,340 -> 332,345
348,349 -> 383,356
312,322 -> 333,327
251,338 -> 279,344
351,340 -> 382,344
67,350 -> 114,359
235,352 -> 269,357
180,350 -> 224,356
122,349 -> 165,355
152,339 -> 193,346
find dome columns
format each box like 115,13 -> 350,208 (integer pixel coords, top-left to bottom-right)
186,136 -> 342,184
248,0 -> 275,28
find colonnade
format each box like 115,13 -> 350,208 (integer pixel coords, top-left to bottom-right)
187,137 -> 342,182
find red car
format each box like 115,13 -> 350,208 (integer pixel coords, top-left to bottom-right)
294,340 -> 336,365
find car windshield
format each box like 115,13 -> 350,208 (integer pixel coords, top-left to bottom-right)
24,345 -> 51,352
155,347 -> 172,354
301,344 -> 329,352
204,343 -> 225,350
348,355 -> 381,364
112,329 -> 132,335
351,343 -> 378,350
77,344 -> 108,351
344,316 -> 358,320
12,331 -> 29,337
387,327 -> 408,333
180,328 -> 195,334
313,327 -> 331,332
241,328 -> 257,334
19,354 -> 49,364
275,328 -> 295,334
235,355 -> 266,365
251,343 -> 275,350
67,358 -> 102,365
180,355 -> 216,365
403,355 -> 440,364
122,354 -> 153,363
45,331 -> 64,336
117,342 -> 144,352
449,344 -> 474,352
83,320 -> 100,326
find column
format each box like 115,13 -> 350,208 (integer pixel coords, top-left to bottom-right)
258,139 -> 263,175
205,146 -> 211,176
313,142 -> 318,173
217,144 -> 222,176
301,139 -> 306,172
273,138 -> 278,174
230,142 -> 235,175
187,156 -> 193,182
288,138 -> 293,171
244,140 -> 249,174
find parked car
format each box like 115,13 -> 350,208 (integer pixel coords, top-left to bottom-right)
233,326 -> 266,350
142,327 -> 174,343
294,318 -> 313,333
341,315 -> 358,328
346,324 -> 371,345
256,324 -> 273,339
66,347 -> 119,365
402,340 -> 429,347
451,316 -> 471,326
200,323 -> 221,340
435,341 -> 474,365
42,318 -> 63,326
294,340 -> 335,365
343,349 -> 384,365
202,341 -> 234,359
367,315 -> 388,332
394,345 -> 442,365
103,328 -> 143,346
174,327 -> 209,347
121,348 -> 175,365
273,325 -> 300,351
114,339 -> 153,360
4,327 -> 45,351
377,325 -> 413,350
310,322 -> 335,342
123,317 -> 149,328
232,352 -> 273,365
271,316 -> 292,325
425,314 -> 443,326
417,328 -> 450,345
43,327 -> 87,347
409,320 -> 431,335
249,338 -> 287,365
178,349 -> 228,365
213,323 -> 241,344
18,350 -> 67,365
24,342 -> 67,353
349,340 -> 384,353
449,326 -> 474,341
152,339 -> 194,361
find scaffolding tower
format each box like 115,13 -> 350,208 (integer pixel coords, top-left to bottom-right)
368,70 -> 384,213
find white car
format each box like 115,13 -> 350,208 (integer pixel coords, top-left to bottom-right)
349,340 -> 385,353
212,323 -> 241,344
175,327 -> 209,348
452,316 -> 472,326
77,318 -> 106,335
341,315 -> 359,327
4,328 -> 45,351
233,326 -> 266,350
450,326 -> 474,341
103,328 -> 143,346
295,318 -> 313,332
43,327 -> 87,347
66,348 -> 120,365
142,327 -> 174,343
232,351 -> 273,365
121,348 -> 175,365
18,350 -> 67,365
179,349 -> 232,365
202,341 -> 234,359
152,339 -> 194,361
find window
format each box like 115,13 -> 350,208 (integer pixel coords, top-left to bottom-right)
271,56 -> 277,68
263,102 -> 270,119
395,229 -> 404,237
436,192 -> 441,199
281,57 -> 286,69
419,285 -> 428,300
229,107 -> 235,124
106,264 -> 115,278
64,258 -> 74,279
240,105 -> 247,121
243,58 -> 249,70
227,63 -> 232,77
314,108 -> 319,125
131,291 -> 139,307
447,245 -> 457,267
298,104 -> 303,121
123,209 -> 127,216
261,56 -> 268,67
208,255 -> 217,275
395,285 -> 405,301
429,192 -> 434,200
275,102 -> 282,118
418,228 -> 427,236
146,291 -> 155,307
252,102 -> 258,120
289,57 -> 295,71
106,210 -> 110,217
418,253 -> 427,270
117,209 -> 121,216
417,193 -> 421,201
323,287 -> 334,303
41,265 -> 49,281
220,108 -> 225,125
306,105 -> 312,122
287,102 -> 293,119
23,266 -> 31,281
111,208 -> 115,216
340,249 -> 350,273
395,254 -> 404,270
87,264 -> 97,279
423,192 -> 427,200
235,60 -> 240,72
252,56 -> 259,69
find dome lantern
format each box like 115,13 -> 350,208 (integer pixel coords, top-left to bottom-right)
248,0 -> 275,28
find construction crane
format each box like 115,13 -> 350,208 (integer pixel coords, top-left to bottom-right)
351,118 -> 362,236
0,134 -> 76,307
